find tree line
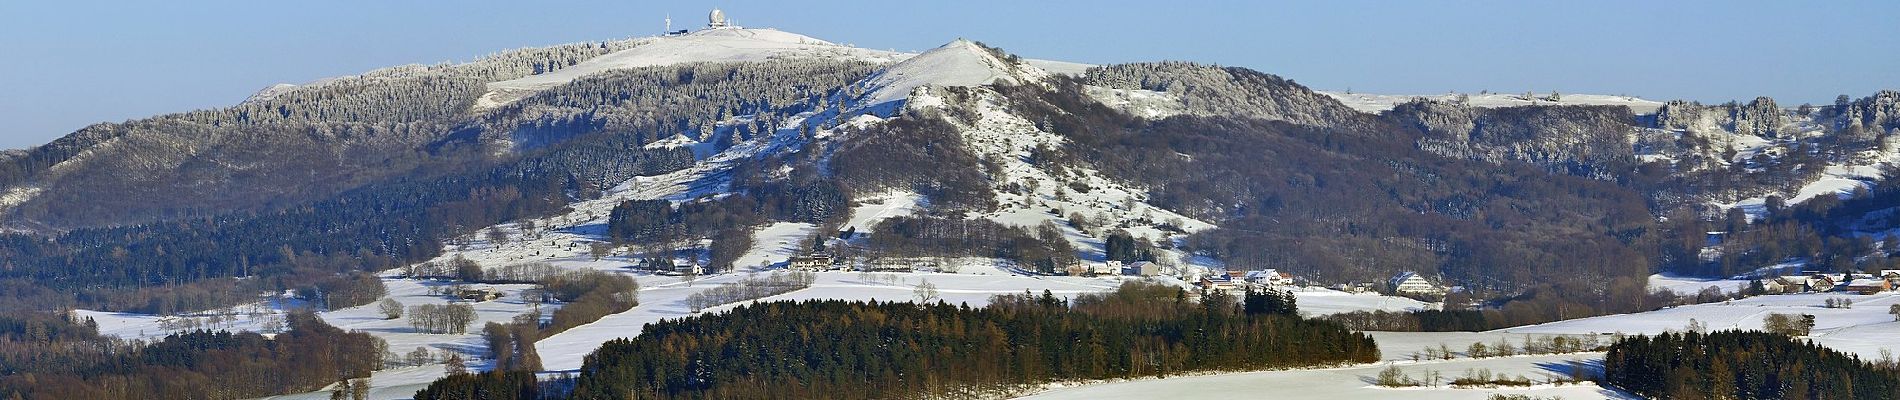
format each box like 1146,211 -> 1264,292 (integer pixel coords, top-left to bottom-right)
1605,330 -> 1900,399
683,271 -> 816,312
417,280 -> 1379,399
0,311 -> 384,400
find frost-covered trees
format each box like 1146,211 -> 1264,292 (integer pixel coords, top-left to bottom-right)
683,271 -> 815,312
379,298 -> 405,319
1082,61 -> 1362,127
912,279 -> 939,302
1762,312 -> 1815,336
407,303 -> 477,334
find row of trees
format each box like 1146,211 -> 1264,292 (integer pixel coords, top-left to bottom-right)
0,311 -> 385,399
865,216 -> 1080,274
535,270 -> 640,336
407,303 -> 478,334
1605,330 -> 1900,399
682,271 -> 816,312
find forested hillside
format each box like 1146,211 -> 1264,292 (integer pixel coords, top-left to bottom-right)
0,311 -> 385,399
978,75 -> 1657,324
0,60 -> 871,314
0,25 -> 1896,344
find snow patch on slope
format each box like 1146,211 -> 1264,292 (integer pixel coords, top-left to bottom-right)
924,86 -> 1217,273
732,222 -> 817,271
843,191 -> 925,234
1713,136 -> 1899,220
1085,86 -> 1187,119
0,186 -> 39,211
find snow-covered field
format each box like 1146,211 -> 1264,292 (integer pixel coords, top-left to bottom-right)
1021,330 -> 1635,400
1502,292 -> 1900,359
1020,354 -> 1628,400
1647,273 -> 1752,296
1293,286 -> 1435,316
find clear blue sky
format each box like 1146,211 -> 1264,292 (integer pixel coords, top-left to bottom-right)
2,0 -> 1895,150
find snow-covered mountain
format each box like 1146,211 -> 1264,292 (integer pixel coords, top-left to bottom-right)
9,15 -> 1900,400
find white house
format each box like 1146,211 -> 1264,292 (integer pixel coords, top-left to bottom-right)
1389,272 -> 1438,295
1245,269 -> 1296,286
789,254 -> 833,272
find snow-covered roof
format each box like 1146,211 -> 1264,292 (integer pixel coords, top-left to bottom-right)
1245,269 -> 1292,280
1846,278 -> 1888,287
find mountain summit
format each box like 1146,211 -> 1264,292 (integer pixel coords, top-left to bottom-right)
851,38 -> 1054,115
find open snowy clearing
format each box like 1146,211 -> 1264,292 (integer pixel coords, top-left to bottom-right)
1021,329 -> 1634,400
731,221 -> 817,270
842,191 -> 923,234
1019,354 -> 1629,400
1647,273 -> 1752,296
1502,292 -> 1900,359
1292,286 -> 1436,316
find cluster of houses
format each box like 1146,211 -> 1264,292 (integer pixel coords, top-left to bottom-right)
456,288 -> 505,302
1760,270 -> 1900,295
1325,272 -> 1445,296
1192,268 -> 1299,293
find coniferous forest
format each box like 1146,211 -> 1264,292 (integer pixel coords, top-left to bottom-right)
1604,330 -> 1900,399
414,281 -> 1378,399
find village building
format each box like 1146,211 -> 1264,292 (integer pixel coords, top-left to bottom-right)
1091,261 -> 1122,276
1197,275 -> 1240,293
1845,278 -> 1892,294
1389,271 -> 1439,295
457,288 -> 505,302
1245,269 -> 1296,286
1773,275 -> 1819,293
1758,278 -> 1787,294
1809,274 -> 1839,292
789,253 -> 834,272
1122,261 -> 1159,277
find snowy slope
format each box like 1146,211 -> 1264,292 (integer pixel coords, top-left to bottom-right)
850,39 -> 1050,114
902,83 -> 1220,275
477,28 -> 908,110
1322,91 -> 1665,114
842,191 -> 924,234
